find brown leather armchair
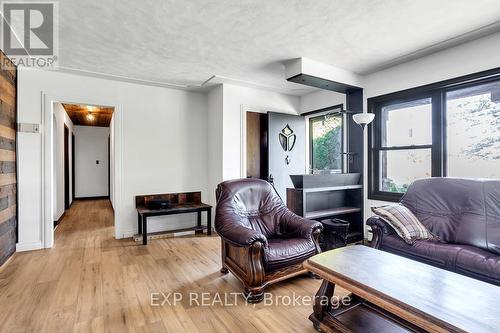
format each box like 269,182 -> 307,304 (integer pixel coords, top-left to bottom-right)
215,178 -> 323,302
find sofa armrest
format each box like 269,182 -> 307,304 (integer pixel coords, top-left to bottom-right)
280,210 -> 323,239
215,223 -> 268,247
366,216 -> 393,249
367,216 -> 393,234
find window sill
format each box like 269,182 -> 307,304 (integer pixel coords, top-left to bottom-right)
368,192 -> 402,203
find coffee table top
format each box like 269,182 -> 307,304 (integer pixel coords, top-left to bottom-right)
305,245 -> 500,333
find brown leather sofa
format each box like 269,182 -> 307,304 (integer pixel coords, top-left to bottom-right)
215,178 -> 323,302
368,178 -> 500,286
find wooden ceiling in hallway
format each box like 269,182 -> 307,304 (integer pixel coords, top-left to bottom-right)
62,103 -> 114,127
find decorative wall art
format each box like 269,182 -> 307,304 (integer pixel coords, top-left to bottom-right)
279,124 -> 296,165
279,124 -> 296,152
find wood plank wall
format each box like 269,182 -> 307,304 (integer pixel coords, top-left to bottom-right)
0,51 -> 17,266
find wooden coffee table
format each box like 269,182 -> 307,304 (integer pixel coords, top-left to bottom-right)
304,245 -> 500,333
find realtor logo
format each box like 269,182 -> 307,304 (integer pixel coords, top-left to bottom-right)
1,1 -> 58,68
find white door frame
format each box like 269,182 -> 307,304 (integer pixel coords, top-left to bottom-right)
41,92 -> 123,248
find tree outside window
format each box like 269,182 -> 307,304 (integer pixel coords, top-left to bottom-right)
309,113 -> 343,174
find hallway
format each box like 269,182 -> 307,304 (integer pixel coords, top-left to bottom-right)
54,199 -> 114,249
0,199 -> 334,333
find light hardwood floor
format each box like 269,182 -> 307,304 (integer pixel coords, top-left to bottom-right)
0,199 -> 346,332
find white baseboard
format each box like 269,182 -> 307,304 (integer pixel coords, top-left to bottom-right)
16,241 -> 43,252
121,230 -> 136,239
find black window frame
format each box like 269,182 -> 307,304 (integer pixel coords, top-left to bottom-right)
303,104 -> 345,174
368,67 -> 500,202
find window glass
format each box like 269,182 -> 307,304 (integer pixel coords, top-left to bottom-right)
446,81 -> 500,179
370,73 -> 500,201
381,98 -> 432,147
310,113 -> 342,173
378,97 -> 433,194
380,149 -> 432,193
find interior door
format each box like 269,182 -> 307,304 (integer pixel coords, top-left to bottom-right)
268,112 -> 306,201
246,112 -> 268,179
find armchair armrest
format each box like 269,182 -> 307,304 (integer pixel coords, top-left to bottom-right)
279,210 -> 323,239
216,223 -> 268,247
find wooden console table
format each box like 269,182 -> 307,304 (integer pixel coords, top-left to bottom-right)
305,245 -> 500,333
135,192 -> 212,245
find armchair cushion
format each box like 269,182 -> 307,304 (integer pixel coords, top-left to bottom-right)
265,238 -> 317,271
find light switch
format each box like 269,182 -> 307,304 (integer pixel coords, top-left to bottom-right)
96,160 -> 99,164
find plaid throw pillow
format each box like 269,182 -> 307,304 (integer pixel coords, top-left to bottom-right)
371,204 -> 438,244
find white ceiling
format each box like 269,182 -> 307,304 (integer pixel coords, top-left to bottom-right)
58,0 -> 500,95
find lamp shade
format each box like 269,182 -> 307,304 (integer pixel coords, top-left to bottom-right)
352,113 -> 375,126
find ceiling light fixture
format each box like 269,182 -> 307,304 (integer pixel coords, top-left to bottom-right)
86,111 -> 95,121
85,105 -> 96,121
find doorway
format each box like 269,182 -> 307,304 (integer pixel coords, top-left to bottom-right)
49,101 -> 115,237
246,111 -> 268,180
64,103 -> 114,201
242,108 -> 306,200
44,95 -> 121,248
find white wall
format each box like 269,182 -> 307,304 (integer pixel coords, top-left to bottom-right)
361,31 -> 500,229
74,126 -> 109,198
363,32 -> 500,99
17,68 -> 208,249
300,90 -> 346,114
207,85 -> 223,207
52,102 -> 74,221
221,83 -> 301,181
18,32 -> 500,248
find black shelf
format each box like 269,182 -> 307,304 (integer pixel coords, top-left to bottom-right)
287,178 -> 364,247
302,185 -> 363,193
305,207 -> 361,219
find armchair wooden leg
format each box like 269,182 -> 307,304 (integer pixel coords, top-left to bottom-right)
312,228 -> 322,254
308,271 -> 321,279
244,287 -> 264,303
